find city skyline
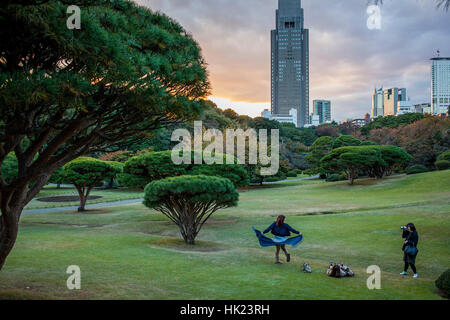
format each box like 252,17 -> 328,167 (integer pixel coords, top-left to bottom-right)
138,0 -> 450,121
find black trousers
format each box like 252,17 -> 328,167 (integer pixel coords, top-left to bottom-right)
403,252 -> 417,273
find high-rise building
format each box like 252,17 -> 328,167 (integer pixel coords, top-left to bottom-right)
271,0 -> 309,127
313,100 -> 331,124
384,88 -> 407,116
431,57 -> 450,115
413,103 -> 431,114
262,108 -> 298,127
371,88 -> 384,118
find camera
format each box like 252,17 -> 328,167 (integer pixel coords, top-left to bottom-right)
401,226 -> 408,230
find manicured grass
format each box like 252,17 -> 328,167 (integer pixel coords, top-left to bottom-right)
25,186 -> 143,210
1,171 -> 449,299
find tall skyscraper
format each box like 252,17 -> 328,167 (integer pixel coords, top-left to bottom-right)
313,100 -> 331,124
371,88 -> 384,118
384,88 -> 407,116
271,0 -> 309,127
431,57 -> 450,114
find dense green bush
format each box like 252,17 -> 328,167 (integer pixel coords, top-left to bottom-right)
144,175 -> 239,244
407,165 -> 428,175
435,269 -> 450,298
105,161 -> 124,188
437,150 -> 450,161
360,140 -> 377,146
49,167 -> 65,188
326,173 -> 344,182
264,175 -> 286,182
293,169 -> 303,175
435,160 -> 450,171
286,171 -> 298,177
0,153 -> 18,184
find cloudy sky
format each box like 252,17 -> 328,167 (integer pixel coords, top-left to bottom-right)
136,0 -> 450,121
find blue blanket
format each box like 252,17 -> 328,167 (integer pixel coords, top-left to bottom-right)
252,227 -> 303,247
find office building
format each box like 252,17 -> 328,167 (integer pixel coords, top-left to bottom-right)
262,108 -> 298,127
313,100 -> 331,124
413,103 -> 431,114
431,57 -> 450,115
271,0 -> 309,127
384,88 -> 407,116
397,100 -> 414,115
371,88 -> 384,118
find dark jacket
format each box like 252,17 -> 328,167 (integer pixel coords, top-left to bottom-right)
402,230 -> 419,250
263,222 -> 300,237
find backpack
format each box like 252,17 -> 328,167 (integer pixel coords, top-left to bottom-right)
327,262 -> 354,278
302,262 -> 312,273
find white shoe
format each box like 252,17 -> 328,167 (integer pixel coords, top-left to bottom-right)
400,271 -> 408,275
413,274 -> 418,278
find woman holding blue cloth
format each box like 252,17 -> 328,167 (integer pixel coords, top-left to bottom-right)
258,215 -> 302,264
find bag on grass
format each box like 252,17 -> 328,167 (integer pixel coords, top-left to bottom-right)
302,262 -> 312,273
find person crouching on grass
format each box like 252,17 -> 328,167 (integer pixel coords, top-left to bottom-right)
263,215 -> 301,264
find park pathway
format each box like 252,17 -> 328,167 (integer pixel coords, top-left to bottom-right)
22,175 -> 319,215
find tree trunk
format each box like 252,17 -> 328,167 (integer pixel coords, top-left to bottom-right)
179,222 -> 197,245
76,185 -> 87,212
184,232 -> 196,245
348,170 -> 355,185
0,210 -> 19,270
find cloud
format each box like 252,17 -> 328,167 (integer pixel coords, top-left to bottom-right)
136,0 -> 450,121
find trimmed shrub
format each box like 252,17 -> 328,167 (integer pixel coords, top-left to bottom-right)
435,269 -> 450,298
436,150 -> 450,162
144,175 -> 239,244
119,151 -> 188,189
120,151 -> 250,188
332,135 -> 361,149
360,140 -> 377,146
407,164 -> 428,175
62,157 -> 118,211
189,163 -> 249,187
265,175 -> 286,182
435,160 -> 450,171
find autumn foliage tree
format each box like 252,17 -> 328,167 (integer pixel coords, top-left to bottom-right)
0,0 -> 209,269
144,175 -> 239,244
358,116 -> 449,169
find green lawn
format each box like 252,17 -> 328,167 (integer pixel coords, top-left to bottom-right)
1,171 -> 449,300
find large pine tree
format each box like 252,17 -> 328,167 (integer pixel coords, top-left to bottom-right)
0,0 -> 210,269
